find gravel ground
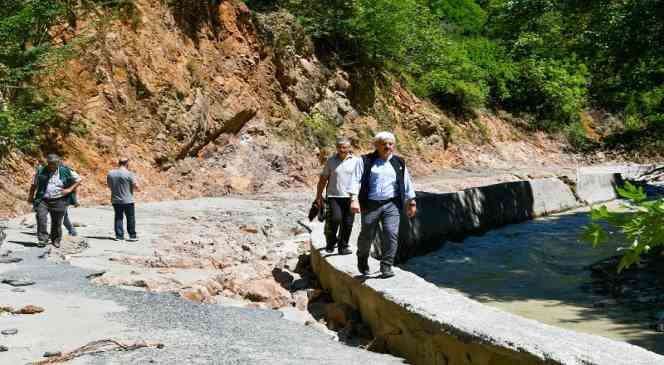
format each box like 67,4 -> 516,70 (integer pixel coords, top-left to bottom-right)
0,194 -> 405,365
0,245 -> 404,365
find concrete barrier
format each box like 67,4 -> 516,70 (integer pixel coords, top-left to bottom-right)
309,222 -> 664,365
309,173 -> 663,364
578,164 -> 659,180
400,178 -> 580,259
575,172 -> 622,204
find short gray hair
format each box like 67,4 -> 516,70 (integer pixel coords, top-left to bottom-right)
336,136 -> 351,145
373,131 -> 395,143
46,154 -> 60,163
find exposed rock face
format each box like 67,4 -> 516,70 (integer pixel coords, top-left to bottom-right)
0,0 -> 578,218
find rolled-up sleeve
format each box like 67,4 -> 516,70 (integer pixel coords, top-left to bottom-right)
70,169 -> 82,182
404,166 -> 416,200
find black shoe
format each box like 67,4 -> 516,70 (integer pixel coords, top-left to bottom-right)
113,236 -> 124,241
36,240 -> 48,248
338,247 -> 352,255
380,264 -> 395,278
325,245 -> 334,253
126,236 -> 139,242
51,240 -> 61,248
358,257 -> 369,275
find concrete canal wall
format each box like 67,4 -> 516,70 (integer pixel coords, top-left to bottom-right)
309,165 -> 664,364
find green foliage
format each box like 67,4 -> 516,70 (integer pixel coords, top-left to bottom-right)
429,0 -> 486,34
0,0 -> 71,158
582,181 -> 664,272
488,0 -> 664,133
302,112 -> 337,147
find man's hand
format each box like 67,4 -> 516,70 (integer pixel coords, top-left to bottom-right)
350,199 -> 360,214
315,195 -> 324,208
406,201 -> 417,218
61,188 -> 72,196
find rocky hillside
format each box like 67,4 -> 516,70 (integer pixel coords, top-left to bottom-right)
0,0 -> 578,217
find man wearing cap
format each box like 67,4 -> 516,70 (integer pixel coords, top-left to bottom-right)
28,154 -> 83,247
106,157 -> 139,241
315,137 -> 360,255
352,131 -> 417,278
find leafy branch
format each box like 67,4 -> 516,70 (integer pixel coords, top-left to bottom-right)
583,181 -> 664,273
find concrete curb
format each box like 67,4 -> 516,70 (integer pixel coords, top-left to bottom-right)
309,221 -> 664,365
407,178 -> 580,258
308,171 -> 664,364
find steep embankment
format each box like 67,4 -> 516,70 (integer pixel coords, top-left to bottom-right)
0,0 -> 577,217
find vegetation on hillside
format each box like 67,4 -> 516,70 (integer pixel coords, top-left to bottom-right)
248,0 -> 664,149
1,0 -> 662,159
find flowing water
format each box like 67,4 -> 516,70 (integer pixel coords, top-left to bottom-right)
405,204 -> 664,354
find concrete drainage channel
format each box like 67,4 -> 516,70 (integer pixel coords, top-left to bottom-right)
307,165 -> 664,365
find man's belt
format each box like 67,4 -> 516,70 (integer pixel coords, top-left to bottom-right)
368,197 -> 398,206
42,196 -> 65,202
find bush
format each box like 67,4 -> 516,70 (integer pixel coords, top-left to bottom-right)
302,112 -> 337,147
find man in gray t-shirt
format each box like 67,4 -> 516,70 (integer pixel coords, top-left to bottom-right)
315,137 -> 360,255
106,157 -> 139,241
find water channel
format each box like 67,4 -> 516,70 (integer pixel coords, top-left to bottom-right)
405,201 -> 664,354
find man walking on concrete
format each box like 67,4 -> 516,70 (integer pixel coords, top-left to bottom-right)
352,132 -> 417,278
107,157 -> 139,241
28,154 -> 83,247
315,137 -> 359,255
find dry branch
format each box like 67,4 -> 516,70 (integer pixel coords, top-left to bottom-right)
30,339 -> 164,364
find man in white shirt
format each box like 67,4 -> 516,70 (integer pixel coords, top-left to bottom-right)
352,132 -> 416,278
315,137 -> 360,255
28,154 -> 83,247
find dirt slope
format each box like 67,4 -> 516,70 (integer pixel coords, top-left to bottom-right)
0,0 -> 578,217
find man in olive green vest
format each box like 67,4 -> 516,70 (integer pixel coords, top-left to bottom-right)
27,154 -> 83,248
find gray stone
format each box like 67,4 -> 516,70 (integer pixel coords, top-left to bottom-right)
85,270 -> 106,279
1,278 -> 35,287
1,329 -> 17,335
11,288 -> 25,293
0,257 -> 21,264
43,351 -> 62,357
0,345 -> 7,352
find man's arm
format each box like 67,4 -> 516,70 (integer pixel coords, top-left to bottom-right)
28,183 -> 36,203
27,170 -> 38,203
62,169 -> 82,196
404,166 -> 417,218
350,158 -> 364,214
315,175 -> 327,206
132,174 -> 140,192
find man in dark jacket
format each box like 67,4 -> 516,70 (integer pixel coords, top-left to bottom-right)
351,132 -> 417,278
28,154 -> 83,247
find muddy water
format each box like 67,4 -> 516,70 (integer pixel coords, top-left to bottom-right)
405,205 -> 664,354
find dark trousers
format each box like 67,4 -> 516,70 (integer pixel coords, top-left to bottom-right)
357,200 -> 400,266
63,207 -> 74,234
324,197 -> 355,249
113,203 -> 136,239
36,198 -> 67,244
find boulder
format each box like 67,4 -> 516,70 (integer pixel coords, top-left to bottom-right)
242,279 -> 292,309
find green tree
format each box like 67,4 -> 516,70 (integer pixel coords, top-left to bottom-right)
0,0 -> 71,158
